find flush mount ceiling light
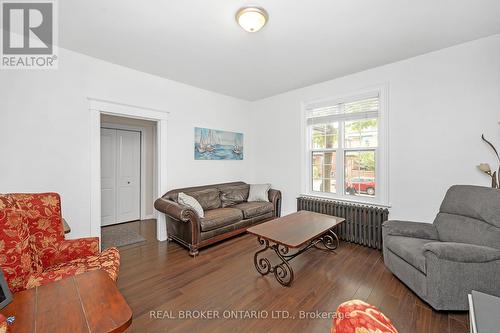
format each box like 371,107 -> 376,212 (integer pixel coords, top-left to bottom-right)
236,7 -> 268,32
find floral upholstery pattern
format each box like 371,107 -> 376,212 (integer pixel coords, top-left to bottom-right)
40,237 -> 100,268
0,193 -> 120,292
26,247 -> 120,289
332,300 -> 398,333
0,314 -> 8,333
0,196 -> 39,292
9,193 -> 65,269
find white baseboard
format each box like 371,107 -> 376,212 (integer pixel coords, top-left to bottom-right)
142,214 -> 156,220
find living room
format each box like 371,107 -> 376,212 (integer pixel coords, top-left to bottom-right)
1,1 -> 499,332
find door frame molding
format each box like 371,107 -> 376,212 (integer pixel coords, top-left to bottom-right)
89,97 -> 169,242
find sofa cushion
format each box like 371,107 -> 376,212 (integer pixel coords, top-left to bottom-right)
185,188 -> 221,211
220,184 -> 250,207
232,202 -> 273,219
200,208 -> 243,232
434,213 -> 500,250
434,185 -> 500,249
438,185 -> 500,228
385,235 -> 434,274
200,212 -> 274,241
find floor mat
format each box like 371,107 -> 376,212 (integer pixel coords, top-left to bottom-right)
101,222 -> 147,249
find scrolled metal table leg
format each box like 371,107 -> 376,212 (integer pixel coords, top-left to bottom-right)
253,228 -> 340,286
271,244 -> 294,286
254,237 -> 272,275
314,229 -> 340,251
277,244 -> 289,255
253,238 -> 295,286
274,262 -> 294,286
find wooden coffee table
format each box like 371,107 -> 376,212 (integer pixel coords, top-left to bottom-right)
247,210 -> 345,286
0,270 -> 132,333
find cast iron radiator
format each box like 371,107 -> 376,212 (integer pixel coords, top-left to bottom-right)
297,196 -> 389,250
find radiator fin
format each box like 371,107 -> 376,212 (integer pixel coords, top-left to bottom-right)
297,196 -> 389,250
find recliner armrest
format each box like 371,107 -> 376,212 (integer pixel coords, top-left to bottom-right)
154,197 -> 199,222
382,220 -> 438,240
423,242 -> 500,263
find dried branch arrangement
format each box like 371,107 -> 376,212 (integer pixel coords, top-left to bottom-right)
478,134 -> 500,189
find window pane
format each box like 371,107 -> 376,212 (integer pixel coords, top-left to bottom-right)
344,118 -> 378,148
345,150 -> 375,197
312,151 -> 337,193
311,123 -> 338,149
312,127 -> 324,149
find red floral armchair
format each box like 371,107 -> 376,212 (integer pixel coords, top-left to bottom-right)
0,193 -> 120,293
0,314 -> 8,333
331,300 -> 399,333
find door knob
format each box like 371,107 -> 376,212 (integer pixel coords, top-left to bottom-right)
127,181 -> 131,184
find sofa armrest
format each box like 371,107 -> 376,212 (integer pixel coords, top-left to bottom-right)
382,220 -> 438,240
268,189 -> 282,217
423,242 -> 500,263
154,197 -> 199,222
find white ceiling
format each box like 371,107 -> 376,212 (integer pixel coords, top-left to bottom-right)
60,0 -> 500,101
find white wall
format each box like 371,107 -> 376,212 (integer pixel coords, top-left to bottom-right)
250,34 -> 500,223
2,34 -> 500,239
0,47 -> 253,239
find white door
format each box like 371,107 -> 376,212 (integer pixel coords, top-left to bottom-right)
101,129 -> 117,225
116,130 -> 141,223
101,128 -> 141,226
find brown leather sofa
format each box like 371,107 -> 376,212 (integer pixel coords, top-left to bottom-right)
154,182 -> 281,256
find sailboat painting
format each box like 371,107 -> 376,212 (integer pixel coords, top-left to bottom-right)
194,127 -> 244,160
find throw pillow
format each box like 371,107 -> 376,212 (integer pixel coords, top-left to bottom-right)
178,192 -> 204,218
332,299 -> 399,333
248,184 -> 271,202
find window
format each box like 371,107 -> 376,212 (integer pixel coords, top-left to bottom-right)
304,90 -> 387,204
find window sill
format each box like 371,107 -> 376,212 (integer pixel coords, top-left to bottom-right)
299,192 -> 391,208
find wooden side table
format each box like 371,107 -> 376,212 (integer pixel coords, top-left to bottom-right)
0,270 -> 132,333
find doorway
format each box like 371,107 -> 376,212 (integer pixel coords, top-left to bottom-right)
99,114 -> 158,248
89,98 -> 169,243
101,127 -> 141,226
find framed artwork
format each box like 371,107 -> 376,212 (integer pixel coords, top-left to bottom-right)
194,127 -> 243,160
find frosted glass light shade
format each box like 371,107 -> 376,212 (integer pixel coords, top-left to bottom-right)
236,7 -> 268,32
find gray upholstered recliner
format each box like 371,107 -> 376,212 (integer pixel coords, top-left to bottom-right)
382,185 -> 500,311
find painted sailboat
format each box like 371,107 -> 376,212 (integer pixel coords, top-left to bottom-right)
205,130 -> 217,152
195,127 -> 243,160
197,131 -> 208,153
198,130 -> 218,153
232,137 -> 242,155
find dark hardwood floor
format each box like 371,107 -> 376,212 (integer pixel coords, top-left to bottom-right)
115,219 -> 469,333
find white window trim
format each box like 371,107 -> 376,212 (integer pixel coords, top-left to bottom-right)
300,84 -> 390,207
